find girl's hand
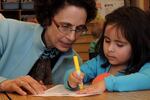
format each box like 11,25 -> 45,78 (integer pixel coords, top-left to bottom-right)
0,75 -> 47,95
68,71 -> 84,89
76,80 -> 106,94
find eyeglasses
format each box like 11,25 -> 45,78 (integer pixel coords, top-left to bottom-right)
53,19 -> 88,36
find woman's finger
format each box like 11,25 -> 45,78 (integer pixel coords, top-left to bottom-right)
23,76 -> 46,94
11,84 -> 27,96
18,80 -> 37,95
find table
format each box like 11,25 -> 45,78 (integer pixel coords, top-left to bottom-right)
1,90 -> 150,100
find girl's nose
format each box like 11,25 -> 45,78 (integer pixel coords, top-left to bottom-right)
108,44 -> 115,52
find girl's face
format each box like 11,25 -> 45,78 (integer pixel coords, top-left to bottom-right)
103,24 -> 132,66
44,5 -> 87,52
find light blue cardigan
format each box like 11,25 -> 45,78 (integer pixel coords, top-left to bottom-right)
0,19 -> 82,84
64,55 -> 150,91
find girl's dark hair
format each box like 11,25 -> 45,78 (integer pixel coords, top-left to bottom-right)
95,6 -> 150,74
34,0 -> 97,27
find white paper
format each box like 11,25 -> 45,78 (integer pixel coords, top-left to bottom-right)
34,84 -> 102,97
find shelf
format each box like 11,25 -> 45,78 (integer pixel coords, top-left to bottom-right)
0,0 -> 34,20
0,9 -> 35,20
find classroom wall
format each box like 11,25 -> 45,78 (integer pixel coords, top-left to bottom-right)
73,34 -> 95,62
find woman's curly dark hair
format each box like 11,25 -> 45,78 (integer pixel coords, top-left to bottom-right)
33,0 -> 97,27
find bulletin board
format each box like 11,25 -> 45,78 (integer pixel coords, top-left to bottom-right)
96,0 -> 125,18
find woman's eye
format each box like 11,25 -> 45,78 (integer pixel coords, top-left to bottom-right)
61,24 -> 71,28
59,23 -> 72,28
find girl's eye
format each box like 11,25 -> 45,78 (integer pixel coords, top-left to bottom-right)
117,43 -> 124,47
104,38 -> 110,43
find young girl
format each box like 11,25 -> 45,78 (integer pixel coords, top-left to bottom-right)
64,6 -> 150,94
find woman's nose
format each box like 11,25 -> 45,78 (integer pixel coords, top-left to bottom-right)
67,31 -> 76,41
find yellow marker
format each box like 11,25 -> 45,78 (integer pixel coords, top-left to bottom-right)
73,56 -> 84,90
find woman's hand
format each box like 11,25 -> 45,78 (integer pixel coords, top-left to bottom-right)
76,80 -> 106,94
68,71 -> 84,89
0,75 -> 47,95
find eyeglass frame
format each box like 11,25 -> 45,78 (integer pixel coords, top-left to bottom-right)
52,19 -> 88,36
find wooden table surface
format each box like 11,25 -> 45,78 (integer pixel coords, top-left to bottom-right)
1,90 -> 150,100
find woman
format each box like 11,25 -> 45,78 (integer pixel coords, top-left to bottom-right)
0,0 -> 97,95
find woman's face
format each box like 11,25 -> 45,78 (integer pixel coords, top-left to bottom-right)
103,24 -> 132,66
44,5 -> 87,52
